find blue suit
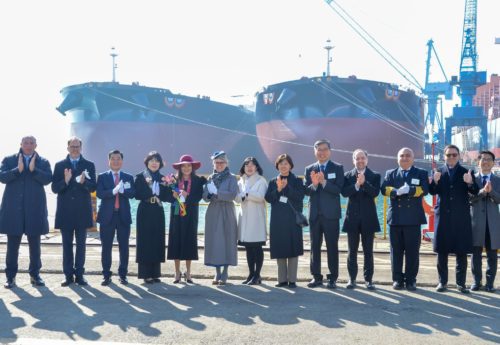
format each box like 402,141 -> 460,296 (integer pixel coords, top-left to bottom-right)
52,154 -> 96,279
381,166 -> 428,285
304,160 -> 344,282
0,151 -> 52,279
96,170 -> 135,279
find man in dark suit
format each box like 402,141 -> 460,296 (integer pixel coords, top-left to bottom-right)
341,149 -> 381,290
52,137 -> 96,286
96,150 -> 135,286
470,150 -> 499,292
429,144 -> 479,293
0,136 -> 52,288
304,139 -> 344,289
381,147 -> 429,291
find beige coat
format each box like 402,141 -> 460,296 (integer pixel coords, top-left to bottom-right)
235,174 -> 268,243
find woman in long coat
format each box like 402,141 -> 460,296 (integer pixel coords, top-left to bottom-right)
203,151 -> 239,285
134,151 -> 170,283
165,154 -> 206,284
265,154 -> 305,288
235,157 -> 268,285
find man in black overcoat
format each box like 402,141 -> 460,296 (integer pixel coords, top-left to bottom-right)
341,149 -> 381,290
52,137 -> 96,286
0,136 -> 52,288
304,139 -> 344,289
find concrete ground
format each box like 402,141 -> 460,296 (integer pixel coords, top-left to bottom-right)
0,232 -> 499,344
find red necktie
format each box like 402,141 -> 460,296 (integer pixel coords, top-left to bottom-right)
114,173 -> 120,209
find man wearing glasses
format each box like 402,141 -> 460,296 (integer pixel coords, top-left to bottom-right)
381,147 -> 429,291
52,137 -> 97,286
429,144 -> 479,293
469,150 -> 499,292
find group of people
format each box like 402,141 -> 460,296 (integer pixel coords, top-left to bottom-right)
0,136 -> 498,294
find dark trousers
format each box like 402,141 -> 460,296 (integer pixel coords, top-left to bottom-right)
347,226 -> 374,282
5,234 -> 41,280
389,225 -> 421,284
310,215 -> 340,281
61,227 -> 87,278
437,253 -> 468,286
245,245 -> 264,278
100,211 -> 131,279
471,226 -> 497,287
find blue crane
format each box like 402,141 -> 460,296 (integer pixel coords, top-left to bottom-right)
446,0 -> 488,150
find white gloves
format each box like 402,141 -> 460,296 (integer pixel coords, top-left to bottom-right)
75,169 -> 91,183
113,180 -> 124,195
151,181 -> 160,196
396,182 -> 410,196
207,181 -> 218,195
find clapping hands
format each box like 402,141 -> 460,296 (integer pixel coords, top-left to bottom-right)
463,169 -> 473,184
396,182 -> 410,196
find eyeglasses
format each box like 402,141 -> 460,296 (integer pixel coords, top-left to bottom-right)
480,157 -> 493,162
69,146 -> 81,149
214,161 -> 226,165
445,153 -> 458,158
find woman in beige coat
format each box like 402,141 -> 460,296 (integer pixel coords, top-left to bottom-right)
235,157 -> 268,285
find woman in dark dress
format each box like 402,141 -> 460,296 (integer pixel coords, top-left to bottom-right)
166,154 -> 206,284
134,151 -> 169,283
265,154 -> 305,288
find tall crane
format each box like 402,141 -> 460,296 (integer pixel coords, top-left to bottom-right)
446,0 -> 488,150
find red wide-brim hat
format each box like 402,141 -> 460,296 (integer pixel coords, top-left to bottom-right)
172,154 -> 201,170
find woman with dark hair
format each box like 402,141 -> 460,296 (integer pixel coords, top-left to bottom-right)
166,154 -> 206,284
235,157 -> 268,285
134,151 -> 170,283
203,151 -> 239,285
265,154 -> 305,288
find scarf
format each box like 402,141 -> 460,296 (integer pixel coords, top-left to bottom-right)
211,167 -> 230,188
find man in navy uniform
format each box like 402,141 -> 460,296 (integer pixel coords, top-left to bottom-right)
0,136 -> 52,288
304,139 -> 344,289
381,147 -> 428,291
96,150 -> 135,286
341,149 -> 381,290
470,150 -> 499,292
430,144 -> 479,293
52,136 -> 96,286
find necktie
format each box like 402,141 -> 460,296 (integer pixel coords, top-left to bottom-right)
114,173 -> 120,209
403,170 -> 408,178
25,156 -> 30,166
482,175 -> 488,187
320,165 -> 325,173
72,160 -> 77,170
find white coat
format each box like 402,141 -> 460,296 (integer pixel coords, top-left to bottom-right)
236,174 -> 268,243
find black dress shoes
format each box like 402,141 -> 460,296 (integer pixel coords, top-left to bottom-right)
153,278 -> 161,283
119,277 -> 128,285
4,279 -> 16,289
406,282 -> 417,291
326,280 -> 337,289
346,280 -> 356,289
30,276 -> 45,287
457,285 -> 470,294
470,282 -> 482,291
75,276 -> 88,286
307,278 -> 323,288
288,282 -> 297,288
275,282 -> 288,287
365,281 -> 376,290
484,285 -> 496,293
392,281 -> 404,290
101,277 -> 112,286
436,283 -> 447,292
61,277 -> 74,287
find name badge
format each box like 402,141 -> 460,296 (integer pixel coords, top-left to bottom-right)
124,182 -> 131,189
279,196 -> 288,203
328,173 -> 336,179
179,195 -> 186,202
411,178 -> 420,185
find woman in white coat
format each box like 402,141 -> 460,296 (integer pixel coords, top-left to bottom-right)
235,157 -> 268,285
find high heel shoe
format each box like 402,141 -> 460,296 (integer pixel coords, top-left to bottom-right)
248,275 -> 262,285
173,273 -> 181,284
183,272 -> 194,284
242,274 -> 253,284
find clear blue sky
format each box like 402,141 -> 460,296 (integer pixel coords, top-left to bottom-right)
0,0 -> 498,164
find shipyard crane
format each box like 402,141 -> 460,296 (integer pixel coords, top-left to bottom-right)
446,0 -> 488,150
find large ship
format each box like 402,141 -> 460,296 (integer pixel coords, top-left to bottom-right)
56,80 -> 270,175
255,75 -> 425,173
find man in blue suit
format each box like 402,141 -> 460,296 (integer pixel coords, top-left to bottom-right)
52,137 -> 96,286
381,147 -> 428,291
304,139 -> 344,289
341,149 -> 381,290
96,150 -> 135,286
0,136 -> 52,288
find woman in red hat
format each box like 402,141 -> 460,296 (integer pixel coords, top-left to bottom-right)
165,154 -> 207,284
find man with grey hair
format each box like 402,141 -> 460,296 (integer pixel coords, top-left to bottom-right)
0,136 -> 52,288
341,149 -> 381,290
381,147 -> 428,291
304,139 -> 344,289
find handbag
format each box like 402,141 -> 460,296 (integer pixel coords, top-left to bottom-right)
288,201 -> 309,228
